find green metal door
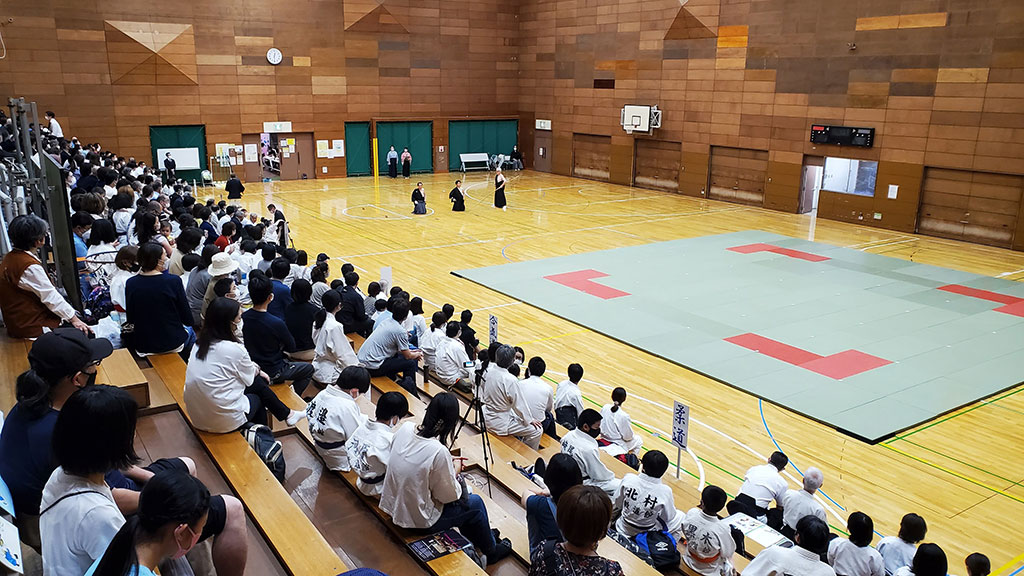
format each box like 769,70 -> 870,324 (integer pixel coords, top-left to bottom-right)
345,122 -> 372,176
447,120 -> 518,171
377,121 -> 433,174
149,125 -> 207,183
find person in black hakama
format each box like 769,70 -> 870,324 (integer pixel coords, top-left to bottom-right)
225,173 -> 245,199
387,146 -> 398,178
411,182 -> 427,215
400,147 -> 412,178
494,168 -> 507,210
449,179 -> 466,212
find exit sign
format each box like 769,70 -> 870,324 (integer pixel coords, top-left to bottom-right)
263,121 -> 293,133
535,119 -> 552,130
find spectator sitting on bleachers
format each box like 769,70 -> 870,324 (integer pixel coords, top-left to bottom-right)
0,214 -> 91,337
828,512 -> 884,576
894,543 -> 946,576
186,245 -> 220,326
0,328 -> 112,551
380,392 -> 514,566
521,453 -> 583,551
256,244 -> 276,273
285,279 -> 318,362
599,387 -> 642,455
339,272 -> 375,336
743,516 -> 837,576
529,485 -> 623,576
418,311 -> 447,374
126,242 -> 195,357
356,297 -> 422,396
480,344 -> 543,449
307,365 -> 371,471
553,363 -> 585,430
185,296 -> 306,432
965,553 -> 990,576
310,262 -> 331,307
521,356 -> 557,439
346,391 -> 409,497
681,485 -> 736,576
40,386 -> 139,575
612,450 -> 683,539
780,467 -> 827,539
364,281 -> 384,317
167,227 -> 203,276
408,297 -> 428,343
728,451 -> 789,525
267,258 -> 294,319
201,252 -> 239,320
241,274 -> 315,397
434,321 -> 475,393
312,290 -> 360,387
84,218 -> 118,289
878,513 -> 927,576
458,309 -> 481,359
560,409 -> 620,497
233,239 -> 261,279
86,471 -> 211,576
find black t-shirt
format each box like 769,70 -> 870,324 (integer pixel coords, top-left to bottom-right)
242,308 -> 296,376
285,301 -> 318,351
126,272 -> 193,354
0,404 -> 59,515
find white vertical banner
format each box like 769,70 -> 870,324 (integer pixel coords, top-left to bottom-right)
671,401 -> 690,479
489,315 -> 499,344
380,266 -> 392,292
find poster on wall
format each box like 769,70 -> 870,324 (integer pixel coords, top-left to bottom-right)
332,139 -> 345,157
244,144 -> 258,163
316,140 -> 329,158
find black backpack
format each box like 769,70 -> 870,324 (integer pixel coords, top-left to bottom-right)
240,422 -> 286,481
635,530 -> 681,572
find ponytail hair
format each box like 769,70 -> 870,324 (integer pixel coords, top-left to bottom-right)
315,290 -> 343,329
611,387 -> 626,413
16,369 -> 60,419
93,471 -> 210,576
476,341 -> 502,387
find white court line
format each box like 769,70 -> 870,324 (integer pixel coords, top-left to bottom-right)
332,257 -> 369,273
860,238 -> 918,251
473,302 -> 522,312
998,268 -> 1024,278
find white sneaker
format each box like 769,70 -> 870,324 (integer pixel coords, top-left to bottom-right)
502,206 -> 507,211
286,410 -> 306,426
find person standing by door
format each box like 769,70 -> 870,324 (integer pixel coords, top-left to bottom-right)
400,147 -> 412,179
494,167 -> 507,211
225,173 -> 245,199
163,152 -> 177,182
387,146 -> 398,178
449,180 -> 466,212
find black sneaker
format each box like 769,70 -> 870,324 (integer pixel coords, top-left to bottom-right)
533,457 -> 546,478
486,538 -> 513,565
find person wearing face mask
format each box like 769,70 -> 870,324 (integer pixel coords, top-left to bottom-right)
560,409 -> 620,497
481,344 -> 543,449
0,214 -> 91,336
346,392 -> 409,497
85,471 -> 210,576
306,366 -> 372,471
0,328 -> 112,552
184,297 -> 305,434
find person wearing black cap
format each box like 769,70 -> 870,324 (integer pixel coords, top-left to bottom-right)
0,328 -> 112,551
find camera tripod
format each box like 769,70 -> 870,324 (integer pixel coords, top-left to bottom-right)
449,380 -> 494,497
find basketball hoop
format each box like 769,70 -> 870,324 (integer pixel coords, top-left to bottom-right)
624,127 -> 633,135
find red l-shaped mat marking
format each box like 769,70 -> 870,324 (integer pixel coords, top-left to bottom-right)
727,243 -> 831,262
725,333 -> 892,380
544,269 -> 631,299
938,284 -> 1024,317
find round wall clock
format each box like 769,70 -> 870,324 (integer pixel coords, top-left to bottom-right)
266,48 -> 283,65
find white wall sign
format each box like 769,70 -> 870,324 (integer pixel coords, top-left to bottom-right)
887,184 -> 899,199
263,121 -> 293,133
535,119 -> 552,130
489,315 -> 499,344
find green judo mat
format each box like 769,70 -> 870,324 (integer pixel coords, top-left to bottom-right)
453,231 -> 1024,443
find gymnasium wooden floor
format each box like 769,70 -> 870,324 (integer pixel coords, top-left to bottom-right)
224,169 -> 1022,572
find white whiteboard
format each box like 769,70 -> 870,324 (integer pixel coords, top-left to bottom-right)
157,147 -> 202,170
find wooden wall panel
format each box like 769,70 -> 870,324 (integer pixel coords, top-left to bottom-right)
572,133 -> 612,182
634,139 -> 681,192
708,146 -> 767,206
919,168 -> 1023,248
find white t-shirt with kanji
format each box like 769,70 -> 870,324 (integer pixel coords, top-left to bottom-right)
613,472 -> 682,537
681,507 -> 736,576
346,419 -> 396,497
306,386 -> 368,471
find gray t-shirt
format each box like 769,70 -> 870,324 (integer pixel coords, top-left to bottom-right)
357,317 -> 410,369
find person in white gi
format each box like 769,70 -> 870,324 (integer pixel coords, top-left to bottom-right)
827,512 -> 884,576
560,408 -> 620,497
877,513 -> 927,576
480,345 -> 542,449
743,516 -> 837,576
311,290 -> 360,387
612,450 -> 683,538
599,387 -> 643,455
419,311 -> 447,373
434,321 -> 474,392
520,356 -> 555,436
345,391 -> 408,497
732,451 -> 789,523
306,366 -> 370,471
553,363 -> 585,429
780,467 -> 826,537
681,485 -> 737,576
